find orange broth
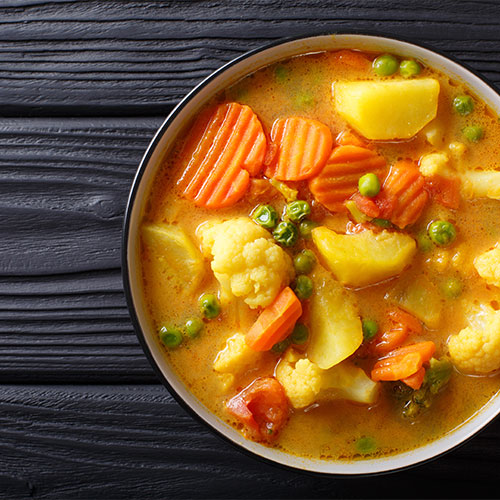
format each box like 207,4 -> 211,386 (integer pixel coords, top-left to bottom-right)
140,49 -> 500,460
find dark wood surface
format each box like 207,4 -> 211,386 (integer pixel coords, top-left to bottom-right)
2,1 -> 500,498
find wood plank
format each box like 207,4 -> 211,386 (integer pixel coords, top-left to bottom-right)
0,1 -> 500,115
0,118 -> 162,382
0,384 -> 497,499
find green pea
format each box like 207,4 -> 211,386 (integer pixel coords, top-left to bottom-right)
428,220 -> 457,246
199,293 -> 221,319
417,232 -> 433,252
294,275 -> 313,300
441,277 -> 463,299
251,204 -> 278,229
355,436 -> 377,454
287,200 -> 311,222
462,125 -> 483,142
274,64 -> 289,83
294,91 -> 315,109
273,221 -> 299,247
299,219 -> 319,239
453,95 -> 474,116
372,54 -> 398,76
271,337 -> 291,354
185,317 -> 204,338
371,218 -> 392,228
362,319 -> 379,341
293,249 -> 316,274
399,59 -> 422,78
291,323 -> 309,345
358,173 -> 381,197
159,326 -> 183,348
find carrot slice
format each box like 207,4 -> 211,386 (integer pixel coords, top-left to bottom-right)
373,327 -> 409,355
401,367 -> 426,390
380,341 -> 436,365
371,352 -> 423,382
264,117 -> 333,181
308,145 -> 387,213
371,309 -> 422,355
226,377 -> 289,441
372,160 -> 429,228
425,175 -> 461,209
177,102 -> 266,208
245,287 -> 302,351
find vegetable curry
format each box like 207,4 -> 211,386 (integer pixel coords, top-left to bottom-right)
139,49 -> 500,460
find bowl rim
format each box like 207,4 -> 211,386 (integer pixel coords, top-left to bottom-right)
122,28 -> 500,477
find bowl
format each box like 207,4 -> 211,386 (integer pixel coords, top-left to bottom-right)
122,31 -> 500,475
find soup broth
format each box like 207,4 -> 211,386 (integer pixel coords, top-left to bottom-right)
140,49 -> 500,460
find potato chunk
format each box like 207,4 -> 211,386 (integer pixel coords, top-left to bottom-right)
311,226 -> 417,288
334,78 -> 440,140
307,266 -> 363,369
385,275 -> 442,329
141,223 -> 205,292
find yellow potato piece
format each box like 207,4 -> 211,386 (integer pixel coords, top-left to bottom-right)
307,266 -> 363,370
141,223 -> 204,292
312,226 -> 416,288
385,275 -> 442,329
334,78 -> 440,140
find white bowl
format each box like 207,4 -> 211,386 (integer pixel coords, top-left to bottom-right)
122,32 -> 500,475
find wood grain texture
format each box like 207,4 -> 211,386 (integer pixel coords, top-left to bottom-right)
0,0 -> 500,116
2,1 -> 500,497
0,384 -> 497,499
0,118 -> 161,382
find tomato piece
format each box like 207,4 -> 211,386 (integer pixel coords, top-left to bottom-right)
226,377 -> 289,441
425,175 -> 461,210
352,192 -> 381,218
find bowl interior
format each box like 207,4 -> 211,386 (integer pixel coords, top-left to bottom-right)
124,33 -> 500,475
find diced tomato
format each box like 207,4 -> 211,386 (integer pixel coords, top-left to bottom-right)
352,192 -> 381,218
388,308 -> 422,335
424,175 -> 461,209
226,377 -> 289,441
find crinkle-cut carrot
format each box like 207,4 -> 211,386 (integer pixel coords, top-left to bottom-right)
425,174 -> 461,209
308,145 -> 386,213
373,160 -> 429,228
245,287 -> 302,352
331,50 -> 371,71
381,341 -> 436,365
401,367 -> 426,390
177,102 -> 266,208
336,129 -> 367,148
264,117 -> 333,181
371,352 -> 423,382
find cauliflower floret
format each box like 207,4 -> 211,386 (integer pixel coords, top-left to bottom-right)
448,141 -> 467,159
198,217 -> 294,308
448,304 -> 500,374
419,152 -> 451,177
474,246 -> 500,287
213,333 -> 262,390
276,349 -> 379,409
275,350 -> 323,409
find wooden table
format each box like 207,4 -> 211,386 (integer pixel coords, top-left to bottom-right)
2,1 -> 500,498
